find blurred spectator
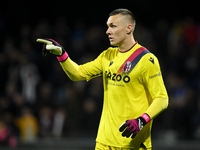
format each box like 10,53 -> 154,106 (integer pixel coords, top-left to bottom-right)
9,92 -> 24,118
37,81 -> 55,108
52,108 -> 68,138
183,18 -> 198,47
0,119 -> 17,148
38,107 -> 53,137
19,57 -> 40,105
15,107 -> 38,143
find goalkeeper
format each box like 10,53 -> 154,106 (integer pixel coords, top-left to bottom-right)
37,9 -> 168,150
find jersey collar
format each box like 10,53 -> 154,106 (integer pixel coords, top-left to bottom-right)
119,41 -> 138,53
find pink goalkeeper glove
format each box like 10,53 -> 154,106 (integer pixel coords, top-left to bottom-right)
36,38 -> 68,62
119,113 -> 150,138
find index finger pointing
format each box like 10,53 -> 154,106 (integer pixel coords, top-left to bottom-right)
36,38 -> 53,45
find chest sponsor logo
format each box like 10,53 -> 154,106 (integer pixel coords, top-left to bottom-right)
105,71 -> 130,83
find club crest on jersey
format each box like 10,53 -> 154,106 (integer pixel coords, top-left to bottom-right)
123,61 -> 132,73
116,47 -> 151,76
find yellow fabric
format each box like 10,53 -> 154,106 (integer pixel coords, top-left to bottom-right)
59,43 -> 168,148
146,97 -> 168,119
95,142 -> 151,150
60,57 -> 86,81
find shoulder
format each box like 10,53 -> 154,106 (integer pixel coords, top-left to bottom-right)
104,47 -> 118,55
140,52 -> 161,72
100,47 -> 118,60
142,52 -> 158,64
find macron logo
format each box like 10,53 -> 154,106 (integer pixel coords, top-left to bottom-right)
109,61 -> 114,66
149,57 -> 154,64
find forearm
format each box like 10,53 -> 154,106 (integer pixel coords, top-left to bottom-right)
145,97 -> 169,120
119,97 -> 168,139
36,39 -> 103,82
59,57 -> 86,81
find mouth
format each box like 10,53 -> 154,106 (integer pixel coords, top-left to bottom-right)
109,37 -> 114,41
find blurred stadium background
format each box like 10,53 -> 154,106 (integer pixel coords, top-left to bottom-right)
0,0 -> 200,149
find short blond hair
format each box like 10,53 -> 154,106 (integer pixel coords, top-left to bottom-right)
109,8 -> 136,31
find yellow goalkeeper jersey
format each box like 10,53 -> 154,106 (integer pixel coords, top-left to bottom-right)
60,42 -> 168,149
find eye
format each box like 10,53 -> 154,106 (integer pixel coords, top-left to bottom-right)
110,24 -> 117,28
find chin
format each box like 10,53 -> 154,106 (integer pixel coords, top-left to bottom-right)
110,42 -> 118,46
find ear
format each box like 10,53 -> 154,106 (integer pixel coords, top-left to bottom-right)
126,24 -> 133,35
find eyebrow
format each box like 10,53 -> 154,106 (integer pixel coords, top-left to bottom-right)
107,22 -> 116,26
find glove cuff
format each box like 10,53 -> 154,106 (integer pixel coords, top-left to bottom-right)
140,113 -> 150,125
57,51 -> 68,62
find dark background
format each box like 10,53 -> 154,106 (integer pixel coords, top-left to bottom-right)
0,0 -> 200,148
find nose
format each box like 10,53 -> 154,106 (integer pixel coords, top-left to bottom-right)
106,27 -> 111,35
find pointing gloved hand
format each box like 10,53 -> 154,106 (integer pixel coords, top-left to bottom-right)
36,38 -> 68,62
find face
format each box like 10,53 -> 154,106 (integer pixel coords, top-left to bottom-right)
106,14 -> 132,46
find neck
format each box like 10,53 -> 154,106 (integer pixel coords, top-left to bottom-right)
118,36 -> 136,52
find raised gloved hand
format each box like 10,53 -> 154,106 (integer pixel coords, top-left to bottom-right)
36,38 -> 68,62
119,113 -> 150,138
